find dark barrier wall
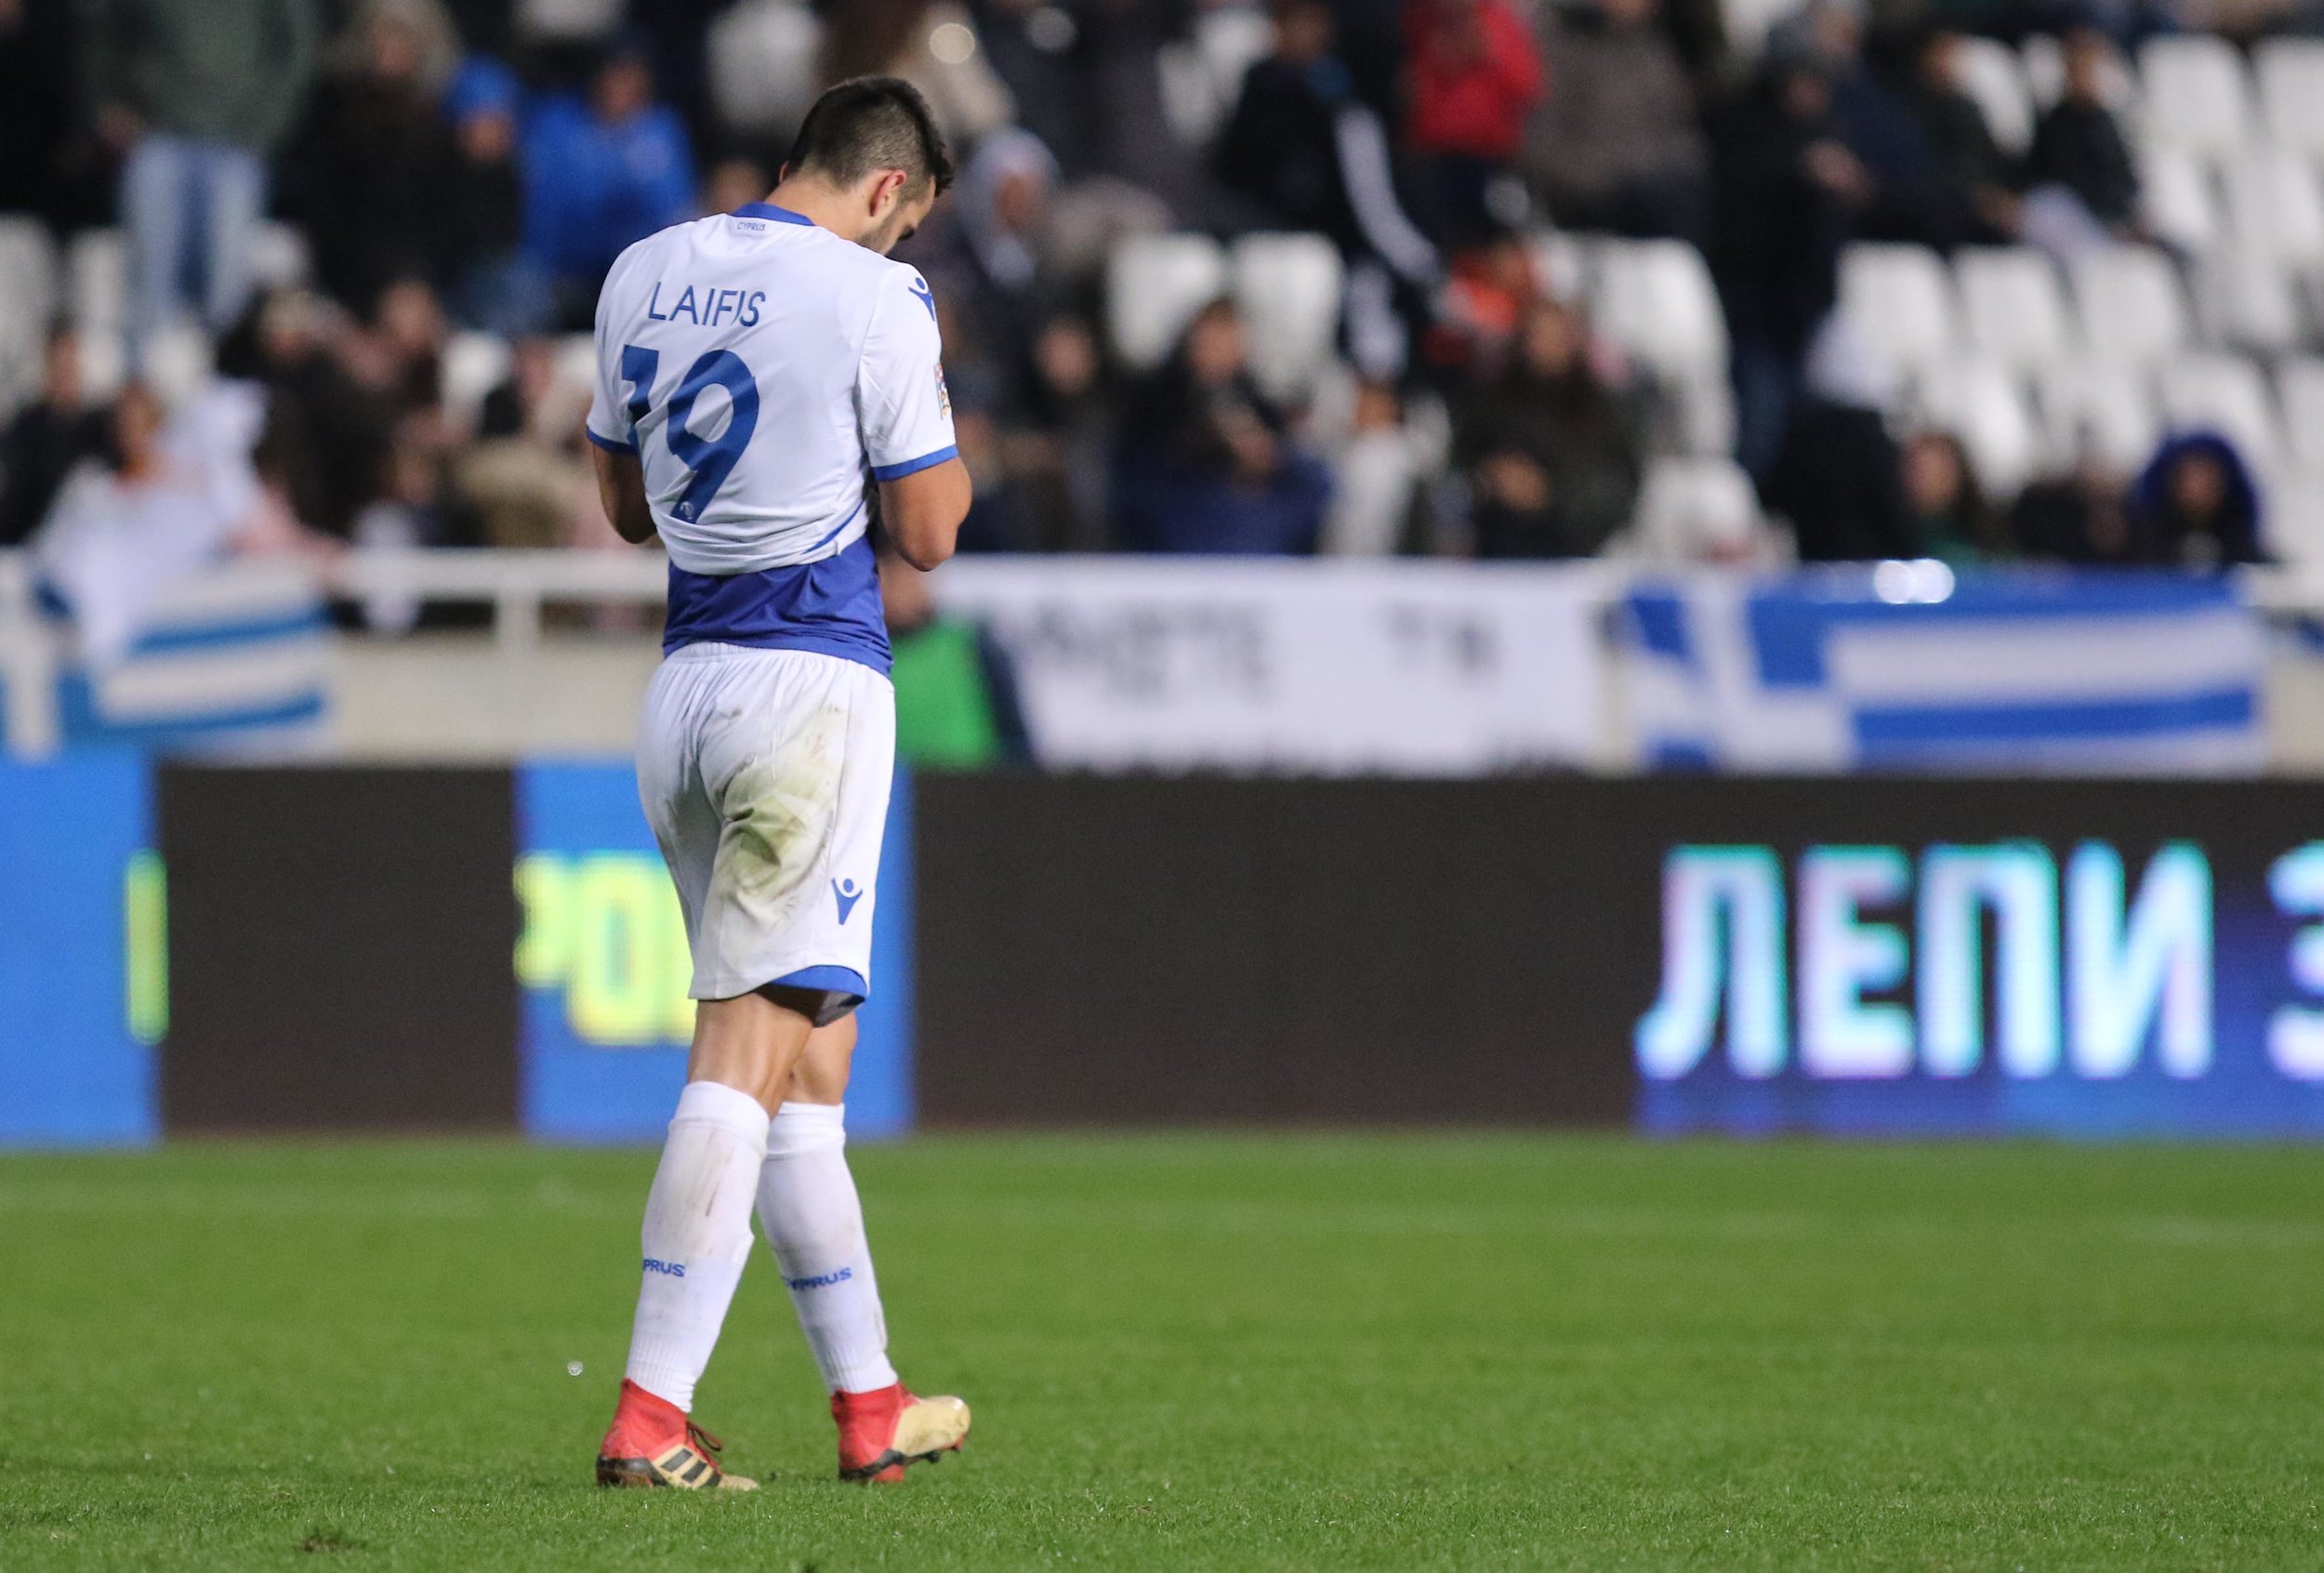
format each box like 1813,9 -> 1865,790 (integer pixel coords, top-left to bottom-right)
913,774 -> 2324,1135
913,776 -> 1642,1126
158,765 -> 520,1131
23,766 -> 2324,1142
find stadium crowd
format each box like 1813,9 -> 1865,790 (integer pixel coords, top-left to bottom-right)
0,0 -> 2316,589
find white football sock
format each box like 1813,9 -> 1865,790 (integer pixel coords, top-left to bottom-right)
623,1079 -> 769,1411
758,1102 -> 900,1395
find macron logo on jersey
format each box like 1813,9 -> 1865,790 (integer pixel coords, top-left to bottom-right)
908,277 -> 936,321
833,878 -> 865,924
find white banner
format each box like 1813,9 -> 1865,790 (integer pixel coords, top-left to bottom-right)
932,558 -> 1609,774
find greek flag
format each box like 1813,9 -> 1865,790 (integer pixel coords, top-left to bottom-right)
50,561 -> 331,756
1623,568 -> 2265,774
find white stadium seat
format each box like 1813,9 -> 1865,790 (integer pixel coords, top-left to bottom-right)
1591,239 -> 1733,456
2257,38 -> 2324,158
708,0 -> 822,136
1591,238 -> 1727,379
0,217 -> 58,414
1954,246 -> 2073,371
1631,454 -> 1763,562
443,332 -> 513,434
1839,243 -> 1958,377
1229,232 -> 1342,403
2068,246 -> 2192,367
1720,0 -> 1810,60
2225,145 -> 2324,263
1106,233 -> 1229,371
247,221 -> 311,291
1526,228 -> 1590,304
1955,36 -> 2036,157
1157,6 -> 1272,145
2157,351 -> 2283,473
2035,358 -> 2161,472
1914,359 -> 2042,497
2139,141 -> 2222,252
551,333 -> 596,408
2198,244 -> 2303,353
2139,33 -> 2256,160
2277,357 -> 2324,477
68,228 -> 126,339
2268,469 -> 2324,566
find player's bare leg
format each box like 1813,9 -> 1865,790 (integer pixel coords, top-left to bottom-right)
759,1014 -> 971,1483
596,990 -> 817,1490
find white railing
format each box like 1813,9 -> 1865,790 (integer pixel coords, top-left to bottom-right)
8,547 -> 2324,766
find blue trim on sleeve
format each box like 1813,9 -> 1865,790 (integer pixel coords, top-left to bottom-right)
585,427 -> 637,455
772,964 -> 869,999
870,444 -> 958,482
733,202 -> 815,227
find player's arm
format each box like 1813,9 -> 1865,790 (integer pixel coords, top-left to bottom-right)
878,457 -> 971,571
862,267 -> 967,571
591,443 -> 658,545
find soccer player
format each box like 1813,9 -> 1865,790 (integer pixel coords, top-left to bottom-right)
583,77 -> 973,1492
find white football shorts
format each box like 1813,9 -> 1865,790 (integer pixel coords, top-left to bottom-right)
637,642 -> 895,1005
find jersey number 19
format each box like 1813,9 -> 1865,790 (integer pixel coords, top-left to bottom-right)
619,346 -> 760,522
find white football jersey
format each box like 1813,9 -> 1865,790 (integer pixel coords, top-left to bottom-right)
586,203 -> 957,576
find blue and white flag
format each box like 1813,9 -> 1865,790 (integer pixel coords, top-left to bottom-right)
1623,568 -> 2265,774
51,560 -> 331,757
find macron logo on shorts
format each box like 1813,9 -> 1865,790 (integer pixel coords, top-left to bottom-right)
833,878 -> 865,924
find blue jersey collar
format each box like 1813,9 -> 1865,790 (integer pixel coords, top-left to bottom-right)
733,202 -> 814,226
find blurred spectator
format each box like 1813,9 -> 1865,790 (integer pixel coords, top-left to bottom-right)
1216,2 -> 1360,241
1710,48 -> 1866,481
2021,25 -> 2140,255
1058,0 -> 1200,208
458,335 -> 595,548
285,0 -> 459,316
879,544 -> 1034,767
1451,298 -> 1644,558
1423,229 -> 1541,381
0,324 -> 110,546
1403,0 -> 1544,243
966,0 -> 1078,159
2012,449 -> 2137,563
937,129 -> 1057,383
1763,323 -> 1912,561
0,0 -> 105,231
1216,1 -> 1437,285
1320,378 -> 1420,555
1898,27 -> 2018,249
980,312 -> 1112,550
521,36 -> 695,325
1115,298 -> 1331,554
2131,432 -> 2263,568
223,285 -> 429,544
1526,0 -> 1708,245
87,0 -> 320,361
442,56 -> 554,336
1898,428 -> 2007,564
821,0 -> 1013,148
1793,0 -> 1921,200
32,377 -> 274,660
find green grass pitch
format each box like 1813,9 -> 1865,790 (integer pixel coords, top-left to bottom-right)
4,1134 -> 2323,1569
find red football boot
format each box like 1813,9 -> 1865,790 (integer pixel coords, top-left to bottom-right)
596,1379 -> 759,1490
832,1382 -> 971,1483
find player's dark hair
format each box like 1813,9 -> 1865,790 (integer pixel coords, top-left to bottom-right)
786,76 -> 955,198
